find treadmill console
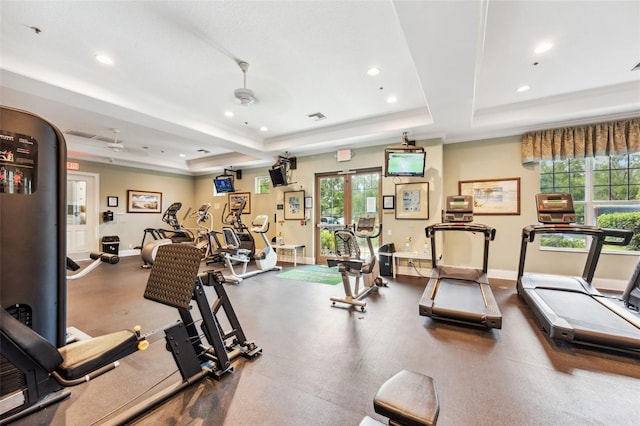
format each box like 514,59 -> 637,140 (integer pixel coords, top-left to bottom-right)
535,193 -> 576,224
443,195 -> 473,223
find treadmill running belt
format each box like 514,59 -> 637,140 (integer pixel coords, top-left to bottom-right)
534,289 -> 640,345
432,279 -> 487,316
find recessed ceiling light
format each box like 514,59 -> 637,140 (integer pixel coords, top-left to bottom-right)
367,67 -> 380,76
94,54 -> 113,65
179,154 -> 186,158
517,85 -> 531,93
224,111 -> 234,117
386,96 -> 397,103
534,42 -> 553,54
260,126 -> 268,132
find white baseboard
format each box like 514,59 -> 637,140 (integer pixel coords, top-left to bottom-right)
119,249 -> 140,257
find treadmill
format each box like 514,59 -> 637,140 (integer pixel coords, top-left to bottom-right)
517,193 -> 640,354
419,195 -> 502,329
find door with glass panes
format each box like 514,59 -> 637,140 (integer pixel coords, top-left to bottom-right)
315,168 -> 382,265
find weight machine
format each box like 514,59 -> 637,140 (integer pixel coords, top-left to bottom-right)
1,253 -> 147,423
105,244 -> 261,423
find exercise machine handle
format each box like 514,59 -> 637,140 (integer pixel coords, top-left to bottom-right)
89,252 -> 120,264
426,223 -> 496,240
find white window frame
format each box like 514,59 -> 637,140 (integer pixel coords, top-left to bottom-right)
539,154 -> 640,254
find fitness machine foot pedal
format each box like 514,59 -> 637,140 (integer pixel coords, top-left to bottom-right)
373,370 -> 439,426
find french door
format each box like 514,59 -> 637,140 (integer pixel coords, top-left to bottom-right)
314,168 -> 382,264
67,171 -> 99,257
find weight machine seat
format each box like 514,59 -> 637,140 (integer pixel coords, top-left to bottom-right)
57,330 -> 139,380
1,308 -> 140,382
373,370 -> 439,426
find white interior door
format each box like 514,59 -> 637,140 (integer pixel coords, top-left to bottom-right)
67,171 -> 99,257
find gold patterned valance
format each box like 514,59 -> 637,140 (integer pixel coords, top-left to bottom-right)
521,118 -> 640,164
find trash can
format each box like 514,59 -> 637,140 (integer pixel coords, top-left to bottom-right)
378,243 -> 396,277
101,236 -> 120,255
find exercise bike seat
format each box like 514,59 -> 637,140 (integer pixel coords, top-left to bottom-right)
327,258 -> 364,273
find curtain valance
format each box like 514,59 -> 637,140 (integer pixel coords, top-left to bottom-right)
521,117 -> 640,164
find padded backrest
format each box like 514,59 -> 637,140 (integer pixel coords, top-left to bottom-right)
1,307 -> 62,372
334,229 -> 360,259
143,244 -> 201,310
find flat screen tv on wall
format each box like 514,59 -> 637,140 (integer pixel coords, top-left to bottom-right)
385,151 -> 426,177
269,166 -> 288,187
214,175 -> 235,193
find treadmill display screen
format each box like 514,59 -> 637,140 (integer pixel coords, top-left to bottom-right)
444,195 -> 474,223
450,200 -> 469,208
535,193 -> 576,224
541,199 -> 568,210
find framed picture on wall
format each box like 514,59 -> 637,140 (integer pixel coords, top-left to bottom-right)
382,195 -> 395,210
458,177 -> 520,215
127,190 -> 162,213
284,190 -> 305,220
395,182 -> 429,220
107,196 -> 118,207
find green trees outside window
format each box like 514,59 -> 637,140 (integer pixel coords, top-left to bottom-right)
539,153 -> 640,252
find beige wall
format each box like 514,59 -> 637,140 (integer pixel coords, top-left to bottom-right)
194,139 -> 443,262
443,135 -> 638,288
76,134 -> 637,288
74,160 -> 195,251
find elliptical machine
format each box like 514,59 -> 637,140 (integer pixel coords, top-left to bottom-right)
221,215 -> 282,282
221,198 -> 255,259
327,215 -> 387,311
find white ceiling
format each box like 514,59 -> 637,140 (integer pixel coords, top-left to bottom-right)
1,1 -> 639,175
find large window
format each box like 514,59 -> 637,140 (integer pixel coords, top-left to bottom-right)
539,153 -> 640,252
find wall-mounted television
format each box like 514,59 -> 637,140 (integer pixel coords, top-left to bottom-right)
214,175 -> 235,193
269,166 -> 288,187
385,150 -> 426,177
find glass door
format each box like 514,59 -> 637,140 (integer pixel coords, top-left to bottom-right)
315,168 -> 381,264
67,172 -> 99,256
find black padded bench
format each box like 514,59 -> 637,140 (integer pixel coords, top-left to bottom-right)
361,370 -> 439,426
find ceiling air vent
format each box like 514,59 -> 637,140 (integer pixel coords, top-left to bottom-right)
64,131 -> 119,143
197,149 -> 211,154
632,62 -> 640,71
65,130 -> 96,139
307,112 -> 326,121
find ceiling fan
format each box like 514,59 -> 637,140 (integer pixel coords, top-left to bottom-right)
234,61 -> 257,106
106,129 -> 125,152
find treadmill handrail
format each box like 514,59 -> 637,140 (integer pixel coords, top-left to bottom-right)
602,228 -> 634,246
426,223 -> 496,240
523,224 -> 632,246
426,222 -> 496,272
522,224 -> 604,242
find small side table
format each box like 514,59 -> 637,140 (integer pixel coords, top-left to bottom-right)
275,244 -> 305,266
392,251 -> 432,278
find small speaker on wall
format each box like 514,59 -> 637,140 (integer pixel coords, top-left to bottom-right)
289,157 -> 297,170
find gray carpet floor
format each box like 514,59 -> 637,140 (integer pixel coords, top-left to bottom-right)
9,256 -> 640,425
